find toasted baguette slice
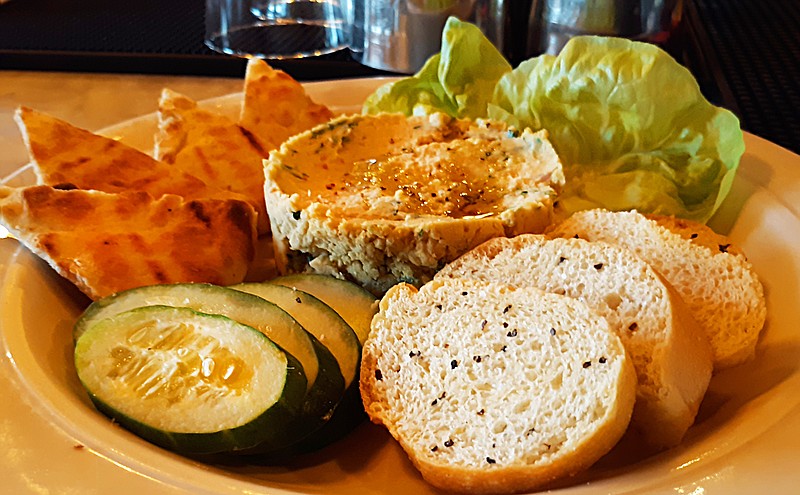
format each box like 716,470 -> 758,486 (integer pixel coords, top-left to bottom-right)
14,106 -> 244,204
239,59 -> 334,153
361,278 -> 636,494
437,234 -> 712,449
0,185 -> 256,300
154,89 -> 269,234
548,209 -> 767,369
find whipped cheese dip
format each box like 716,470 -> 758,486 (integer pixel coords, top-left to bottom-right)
264,112 -> 564,295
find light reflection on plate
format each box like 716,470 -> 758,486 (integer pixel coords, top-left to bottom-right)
1,78 -> 799,495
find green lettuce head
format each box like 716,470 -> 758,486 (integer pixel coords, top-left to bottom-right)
489,36 -> 744,222
362,17 -> 511,119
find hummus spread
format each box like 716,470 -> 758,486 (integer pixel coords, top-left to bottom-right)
265,112 -> 564,294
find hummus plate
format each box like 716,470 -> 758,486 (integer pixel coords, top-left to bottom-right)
1,78 -> 800,495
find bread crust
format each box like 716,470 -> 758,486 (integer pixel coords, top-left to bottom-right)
549,209 -> 766,369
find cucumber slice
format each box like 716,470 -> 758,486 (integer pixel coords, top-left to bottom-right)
73,283 -> 344,441
270,274 -> 378,344
233,283 -> 360,388
74,305 -> 306,454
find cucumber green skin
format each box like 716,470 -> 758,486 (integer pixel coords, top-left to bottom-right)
75,306 -> 309,455
231,275 -> 375,461
72,283 -> 345,447
232,282 -> 361,386
234,337 -> 344,456
270,274 -> 378,345
286,382 -> 367,456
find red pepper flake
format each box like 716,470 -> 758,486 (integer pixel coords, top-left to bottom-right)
375,369 -> 383,381
628,322 -> 639,332
486,457 -> 496,464
444,439 -> 454,448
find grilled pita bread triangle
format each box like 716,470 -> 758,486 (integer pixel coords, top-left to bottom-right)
154,88 -> 269,234
239,59 -> 334,152
0,185 -> 257,300
14,106 -> 247,204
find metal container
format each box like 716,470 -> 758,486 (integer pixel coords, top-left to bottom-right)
350,0 -> 532,74
527,0 -> 684,55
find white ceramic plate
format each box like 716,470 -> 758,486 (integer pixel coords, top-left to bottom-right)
1,78 -> 799,495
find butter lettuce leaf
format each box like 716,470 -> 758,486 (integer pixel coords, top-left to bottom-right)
362,17 -> 511,119
488,36 -> 744,222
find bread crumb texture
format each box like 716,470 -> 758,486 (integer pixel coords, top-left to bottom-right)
361,279 -> 636,494
436,234 -> 714,449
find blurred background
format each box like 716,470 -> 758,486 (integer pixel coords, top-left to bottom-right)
0,0 -> 797,154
